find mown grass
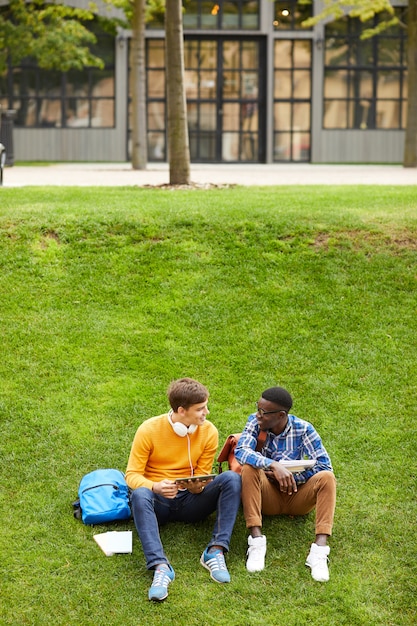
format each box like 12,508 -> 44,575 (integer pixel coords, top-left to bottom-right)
0,185 -> 416,626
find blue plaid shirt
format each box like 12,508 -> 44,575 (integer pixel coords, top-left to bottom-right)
234,413 -> 333,485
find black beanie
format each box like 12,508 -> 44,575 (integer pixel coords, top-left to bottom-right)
261,386 -> 293,410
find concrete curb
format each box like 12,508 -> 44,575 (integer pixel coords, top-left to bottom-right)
2,163 -> 417,187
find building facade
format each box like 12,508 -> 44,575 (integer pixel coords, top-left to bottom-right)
0,0 -> 408,163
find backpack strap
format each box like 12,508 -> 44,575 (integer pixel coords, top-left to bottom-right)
255,429 -> 267,451
217,429 -> 268,473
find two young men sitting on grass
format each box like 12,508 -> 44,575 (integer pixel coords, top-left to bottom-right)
125,378 -> 336,601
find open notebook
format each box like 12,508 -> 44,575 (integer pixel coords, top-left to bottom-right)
279,459 -> 316,473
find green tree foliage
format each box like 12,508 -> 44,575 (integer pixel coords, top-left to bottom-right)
102,0 -> 164,25
0,0 -> 107,74
302,0 -> 401,35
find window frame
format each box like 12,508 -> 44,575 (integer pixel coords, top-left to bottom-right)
323,10 -> 408,131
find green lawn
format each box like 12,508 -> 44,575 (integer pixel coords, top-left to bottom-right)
1,185 -> 416,626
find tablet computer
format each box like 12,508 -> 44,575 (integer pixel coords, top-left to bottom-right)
174,474 -> 216,484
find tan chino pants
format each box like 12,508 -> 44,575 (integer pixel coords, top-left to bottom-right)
241,465 -> 336,536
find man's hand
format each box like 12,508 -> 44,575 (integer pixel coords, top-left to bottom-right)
269,461 -> 297,495
176,478 -> 213,494
152,479 -> 178,499
188,478 -> 213,494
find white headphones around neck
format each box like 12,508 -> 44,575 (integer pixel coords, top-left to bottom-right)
168,410 -> 198,437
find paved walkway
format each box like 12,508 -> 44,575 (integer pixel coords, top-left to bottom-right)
2,162 -> 417,187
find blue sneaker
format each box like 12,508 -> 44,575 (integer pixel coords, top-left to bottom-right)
148,564 -> 175,601
200,548 -> 230,583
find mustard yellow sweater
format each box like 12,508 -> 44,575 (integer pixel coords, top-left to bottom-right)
125,413 -> 219,491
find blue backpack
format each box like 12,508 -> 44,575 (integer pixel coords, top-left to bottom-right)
75,469 -> 131,525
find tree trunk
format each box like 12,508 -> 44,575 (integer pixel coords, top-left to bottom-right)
130,0 -> 147,170
165,0 -> 190,185
404,0 -> 417,167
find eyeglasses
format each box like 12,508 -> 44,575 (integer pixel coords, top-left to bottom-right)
255,402 -> 287,417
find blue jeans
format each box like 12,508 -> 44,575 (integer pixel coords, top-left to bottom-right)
130,471 -> 242,570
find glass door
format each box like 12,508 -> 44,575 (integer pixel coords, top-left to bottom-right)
144,37 -> 266,163
184,39 -> 218,161
184,37 -> 265,162
220,39 -> 265,162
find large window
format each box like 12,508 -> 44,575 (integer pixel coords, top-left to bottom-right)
323,10 -> 407,130
274,39 -> 311,161
147,1 -> 260,30
0,23 -> 115,129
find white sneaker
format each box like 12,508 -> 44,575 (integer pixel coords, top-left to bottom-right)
246,535 -> 267,572
305,543 -> 330,582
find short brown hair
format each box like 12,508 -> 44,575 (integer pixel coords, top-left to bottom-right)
167,378 -> 209,411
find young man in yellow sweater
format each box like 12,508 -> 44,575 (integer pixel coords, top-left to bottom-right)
125,378 -> 241,602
